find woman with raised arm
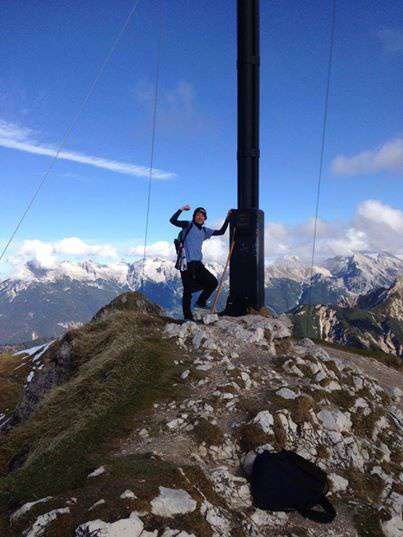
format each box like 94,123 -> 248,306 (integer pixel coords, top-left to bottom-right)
170,205 -> 233,321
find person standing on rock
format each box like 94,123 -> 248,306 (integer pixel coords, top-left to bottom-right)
170,205 -> 234,321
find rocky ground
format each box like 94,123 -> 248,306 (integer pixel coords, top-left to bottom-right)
316,345 -> 403,412
0,293 -> 401,536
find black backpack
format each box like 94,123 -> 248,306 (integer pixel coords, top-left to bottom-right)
174,222 -> 193,270
250,449 -> 336,524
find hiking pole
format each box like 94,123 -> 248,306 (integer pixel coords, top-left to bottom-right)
211,227 -> 236,314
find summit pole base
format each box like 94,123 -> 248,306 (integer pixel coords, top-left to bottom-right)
220,208 -> 265,316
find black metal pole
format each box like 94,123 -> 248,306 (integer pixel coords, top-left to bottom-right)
224,0 -> 265,316
237,0 -> 259,209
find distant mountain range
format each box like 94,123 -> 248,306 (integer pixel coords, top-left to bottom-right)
290,275 -> 403,357
0,252 -> 402,345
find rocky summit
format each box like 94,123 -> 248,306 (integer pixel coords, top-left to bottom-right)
0,292 -> 401,536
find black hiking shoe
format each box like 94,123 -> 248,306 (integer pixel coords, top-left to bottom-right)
194,301 -> 209,309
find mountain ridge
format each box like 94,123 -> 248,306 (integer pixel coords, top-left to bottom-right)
290,276 -> 403,357
0,252 -> 401,345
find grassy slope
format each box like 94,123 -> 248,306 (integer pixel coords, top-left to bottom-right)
0,299 -> 221,536
0,353 -> 29,424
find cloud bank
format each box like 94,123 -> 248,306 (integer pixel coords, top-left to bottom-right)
136,199 -> 403,264
2,199 -> 402,278
11,237 -> 118,271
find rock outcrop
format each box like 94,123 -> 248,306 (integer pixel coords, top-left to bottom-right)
290,276 -> 403,357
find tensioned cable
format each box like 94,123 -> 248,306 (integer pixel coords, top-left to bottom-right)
0,0 -> 142,264
140,0 -> 165,292
304,0 -> 336,336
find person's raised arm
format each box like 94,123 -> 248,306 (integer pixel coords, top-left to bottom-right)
212,210 -> 234,236
169,204 -> 191,228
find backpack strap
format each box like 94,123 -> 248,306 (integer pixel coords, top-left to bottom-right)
181,222 -> 193,245
298,495 -> 336,524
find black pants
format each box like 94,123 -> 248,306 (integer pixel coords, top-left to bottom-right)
180,261 -> 218,318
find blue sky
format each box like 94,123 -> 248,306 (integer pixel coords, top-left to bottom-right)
1,0 -> 402,276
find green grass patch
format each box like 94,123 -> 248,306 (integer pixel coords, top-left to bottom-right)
5,452 -> 224,537
342,466 -> 384,504
192,418 -> 225,447
266,390 -> 316,426
0,308 -> 189,525
187,368 -> 209,384
273,337 -> 294,357
326,389 -> 357,412
236,397 -> 267,420
351,408 -> 385,438
353,505 -> 384,537
236,422 -> 273,452
0,353 -> 29,419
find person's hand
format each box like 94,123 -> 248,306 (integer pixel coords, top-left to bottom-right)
227,209 -> 235,219
181,204 -> 191,211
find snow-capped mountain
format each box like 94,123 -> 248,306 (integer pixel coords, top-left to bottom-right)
0,252 -> 402,345
323,252 -> 403,294
0,260 -> 131,345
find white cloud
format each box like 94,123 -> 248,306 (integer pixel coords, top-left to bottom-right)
135,80 -> 196,118
12,237 -> 118,270
129,216 -> 231,265
0,120 -> 33,142
129,241 -> 176,259
129,234 -> 229,265
134,79 -> 215,137
290,217 -> 343,239
266,200 -> 403,261
165,81 -> 195,117
133,203 -> 403,265
265,222 -> 289,256
2,200 -> 402,279
331,138 -> 403,176
203,235 -> 229,264
317,228 -> 368,257
357,199 -> 403,233
56,237 -> 118,258
353,200 -> 403,254
265,225 -> 369,261
377,28 -> 403,53
0,119 -> 175,180
18,240 -> 57,269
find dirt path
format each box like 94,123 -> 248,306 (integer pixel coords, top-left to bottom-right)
320,345 -> 402,411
